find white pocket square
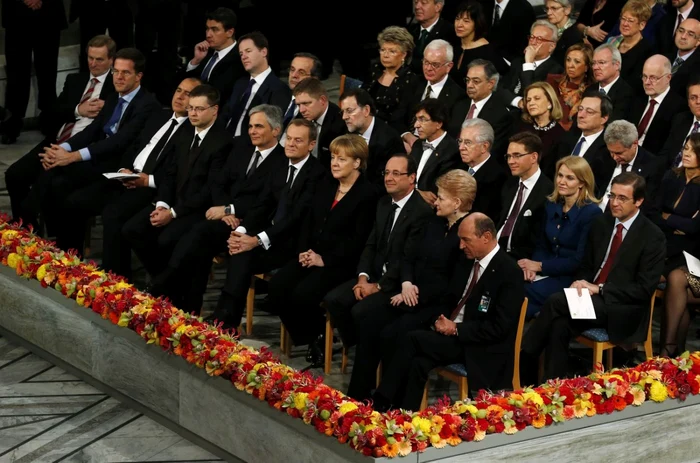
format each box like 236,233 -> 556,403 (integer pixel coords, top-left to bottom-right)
523,209 -> 532,217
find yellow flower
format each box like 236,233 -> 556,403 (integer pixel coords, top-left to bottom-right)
7,253 -> 20,269
36,263 -> 48,282
532,414 -> 546,428
412,416 -> 432,434
115,281 -> 132,290
430,434 -> 446,448
338,402 -> 358,415
464,404 -> 479,416
76,290 -> 85,306
522,391 -> 544,407
2,230 -> 18,240
649,381 -> 668,402
446,436 -> 462,446
397,441 -> 413,457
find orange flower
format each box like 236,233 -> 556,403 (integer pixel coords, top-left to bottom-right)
382,443 -> 399,458
532,414 -> 547,428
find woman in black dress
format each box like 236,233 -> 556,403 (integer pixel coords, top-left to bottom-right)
546,0 -> 585,66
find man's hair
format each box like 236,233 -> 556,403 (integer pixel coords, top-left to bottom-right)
189,84 -> 220,106
531,19 -> 559,42
414,98 -> 450,127
424,39 -> 454,62
183,76 -> 203,87
115,48 -> 147,74
467,59 -> 500,90
473,215 -> 497,238
239,31 -> 269,51
292,52 -> 323,79
292,77 -> 328,99
594,43 -> 622,66
249,104 -> 283,131
581,90 -> 614,119
509,131 -> 543,162
461,118 -> 494,148
87,35 -> 117,58
339,88 -> 376,116
287,118 -> 318,141
688,74 -> 700,93
604,120 -> 638,147
611,171 -> 646,201
206,7 -> 237,30
388,153 -> 418,177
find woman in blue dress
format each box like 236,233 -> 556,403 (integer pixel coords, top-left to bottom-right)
517,155 -> 602,318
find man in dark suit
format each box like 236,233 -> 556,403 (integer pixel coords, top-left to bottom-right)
409,99 -> 461,204
668,19 -> 700,97
26,48 -> 160,240
482,0 -> 536,64
631,55 -> 686,155
497,132 -> 553,261
659,76 -> 700,168
586,44 -> 635,122
122,84 -> 233,280
184,8 -> 245,106
324,154 -> 434,351
392,39 -> 465,147
408,0 -> 457,75
292,77 -> 347,168
204,119 -> 327,328
54,78 -> 201,272
372,213 -> 525,410
458,118 -> 507,221
449,59 -> 513,159
5,35 -> 116,231
223,32 -> 291,142
282,52 -> 324,131
594,120 -> 664,220
150,104 -> 287,312
657,0 -> 700,56
521,172 -> 666,382
553,92 -> 612,174
339,88 -> 404,188
0,0 -> 67,144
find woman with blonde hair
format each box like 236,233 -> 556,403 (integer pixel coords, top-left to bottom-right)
547,42 -> 595,131
517,156 -> 602,317
605,0 -> 653,93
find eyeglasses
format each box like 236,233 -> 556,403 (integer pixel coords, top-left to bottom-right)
577,106 -> 601,115
544,5 -> 564,11
607,193 -> 632,203
591,60 -> 611,66
640,73 -> 669,83
464,77 -> 485,85
186,105 -> 214,113
379,48 -> 402,56
414,116 -> 433,124
677,27 -> 699,39
504,152 -> 534,161
456,138 -> 475,147
341,107 -> 360,117
528,35 -> 555,44
619,16 -> 638,24
422,60 -> 449,70
110,69 -> 134,77
382,170 -> 410,178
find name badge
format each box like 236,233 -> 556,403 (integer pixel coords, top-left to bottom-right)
478,295 -> 491,313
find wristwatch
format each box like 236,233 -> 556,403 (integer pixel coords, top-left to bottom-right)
598,284 -> 604,296
224,205 -> 231,216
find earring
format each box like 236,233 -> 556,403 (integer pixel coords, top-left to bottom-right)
547,105 -> 552,109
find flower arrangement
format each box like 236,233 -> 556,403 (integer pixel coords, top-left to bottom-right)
2,217 -> 700,458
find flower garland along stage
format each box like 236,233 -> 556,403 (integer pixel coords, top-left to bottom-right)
2,218 -> 700,459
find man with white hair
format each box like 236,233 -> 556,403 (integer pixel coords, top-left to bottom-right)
408,0 -> 457,74
586,44 -> 635,122
629,55 -> 685,155
501,20 -> 564,108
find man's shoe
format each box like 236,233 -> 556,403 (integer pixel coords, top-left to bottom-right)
305,335 -> 325,368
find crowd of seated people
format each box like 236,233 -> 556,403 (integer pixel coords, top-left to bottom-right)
5,0 -> 700,407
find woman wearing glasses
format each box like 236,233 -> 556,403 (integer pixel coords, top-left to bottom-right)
362,26 -> 421,123
658,133 -> 700,357
605,0 -> 653,94
545,0 -> 584,66
606,0 -> 666,47
547,43 -> 595,131
450,1 -> 508,89
516,156 -> 602,317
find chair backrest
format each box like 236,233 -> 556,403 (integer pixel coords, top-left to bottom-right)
338,74 -> 364,101
512,297 -> 528,390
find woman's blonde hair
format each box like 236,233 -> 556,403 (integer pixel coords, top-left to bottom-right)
547,155 -> 601,206
377,26 -> 415,61
329,134 -> 369,170
435,169 -> 477,212
622,0 -> 652,23
521,81 -> 564,123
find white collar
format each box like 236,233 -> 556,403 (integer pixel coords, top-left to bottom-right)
470,154 -> 491,172
315,104 -> 330,127
615,209 -> 640,231
600,75 -> 620,94
421,16 -> 440,33
495,0 -> 510,12
473,92 -> 493,111
194,122 -> 213,141
475,244 -> 500,271
649,86 -> 670,105
582,127 -> 604,143
426,73 -> 449,94
256,143 -> 278,160
520,167 -> 541,191
678,48 -> 696,60
289,153 -> 310,171
360,116 -> 376,142
214,40 -> 237,60
171,113 -> 188,125
391,189 -> 415,209
424,130 -> 447,148
251,66 -> 273,86
92,69 -> 110,83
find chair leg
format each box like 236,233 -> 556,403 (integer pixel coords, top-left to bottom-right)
245,277 -> 255,336
376,363 -> 382,388
605,348 -> 613,371
420,381 -> 429,410
324,314 -> 333,374
341,347 -> 348,374
280,323 -> 289,356
458,377 -> 469,401
592,343 -> 604,372
644,338 -> 652,361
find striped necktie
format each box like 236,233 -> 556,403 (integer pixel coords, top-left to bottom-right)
56,77 -> 99,143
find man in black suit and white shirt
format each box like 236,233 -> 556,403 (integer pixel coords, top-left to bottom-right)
501,20 -> 564,109
458,118 -> 507,221
324,154 -> 434,349
668,19 -> 700,98
123,84 -> 234,280
409,0 -> 457,75
5,35 -> 116,230
659,75 -> 700,167
339,88 -> 404,188
630,55 -> 686,155
185,8 -> 245,105
497,132 -> 553,261
449,59 -> 512,159
657,0 -> 700,56
483,0 -> 536,64
593,120 -> 664,219
281,52 -> 324,131
585,44 -> 635,123
372,213 -> 525,410
521,172 -> 665,382
223,32 -> 291,142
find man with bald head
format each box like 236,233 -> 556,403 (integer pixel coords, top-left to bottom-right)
371,213 -> 525,411
657,0 -> 700,56
668,18 -> 700,97
629,55 -> 686,155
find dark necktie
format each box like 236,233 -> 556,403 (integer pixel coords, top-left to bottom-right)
178,134 -> 200,189
188,134 -> 201,164
493,4 -> 501,26
599,87 -> 607,95
594,223 -> 624,284
200,52 -> 219,82
57,77 -> 99,143
283,98 -> 297,126
312,121 -> 321,158
247,150 -> 262,178
285,164 -> 296,191
422,141 -> 434,151
227,78 -> 256,133
674,121 -> 700,166
450,262 -> 481,321
423,85 -> 433,100
500,182 -> 526,240
103,97 -> 127,136
417,29 -> 429,58
272,165 -> 297,224
672,56 -> 684,74
675,13 -> 684,36
141,119 -> 179,174
621,163 -> 629,172
380,203 -> 400,247
465,103 -> 477,121
637,99 -> 657,139
571,136 -> 586,156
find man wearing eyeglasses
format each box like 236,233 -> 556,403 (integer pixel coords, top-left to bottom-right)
521,172 -> 665,381
554,92 -> 612,166
496,132 -> 553,261
501,20 -> 563,109
584,44 -> 635,123
629,55 -> 685,155
408,0 -> 457,75
667,18 -> 700,97
659,74 -> 700,168
657,0 -> 700,57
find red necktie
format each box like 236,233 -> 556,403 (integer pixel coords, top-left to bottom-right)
450,262 -> 481,320
465,103 -> 477,121
637,99 -> 657,139
501,182 -> 526,238
56,77 -> 99,143
594,223 -> 624,284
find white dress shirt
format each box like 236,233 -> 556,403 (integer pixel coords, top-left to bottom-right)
416,131 -> 447,182
599,149 -> 638,211
360,116 -> 376,144
186,40 -> 237,73
594,210 -> 639,281
638,87 -> 670,145
575,128 -> 604,158
470,92 -> 493,120
63,70 -> 110,138
599,75 -> 620,94
468,154 -> 491,174
454,244 -> 500,323
497,168 -> 542,250
131,114 -> 188,188
234,66 -> 274,136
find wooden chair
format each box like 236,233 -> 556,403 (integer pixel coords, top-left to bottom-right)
322,304 -> 349,374
575,293 -> 656,372
241,273 -> 274,336
420,298 -> 529,410
280,323 -> 292,356
338,74 -> 364,102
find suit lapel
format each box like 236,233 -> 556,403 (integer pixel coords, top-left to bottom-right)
387,194 -> 415,247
